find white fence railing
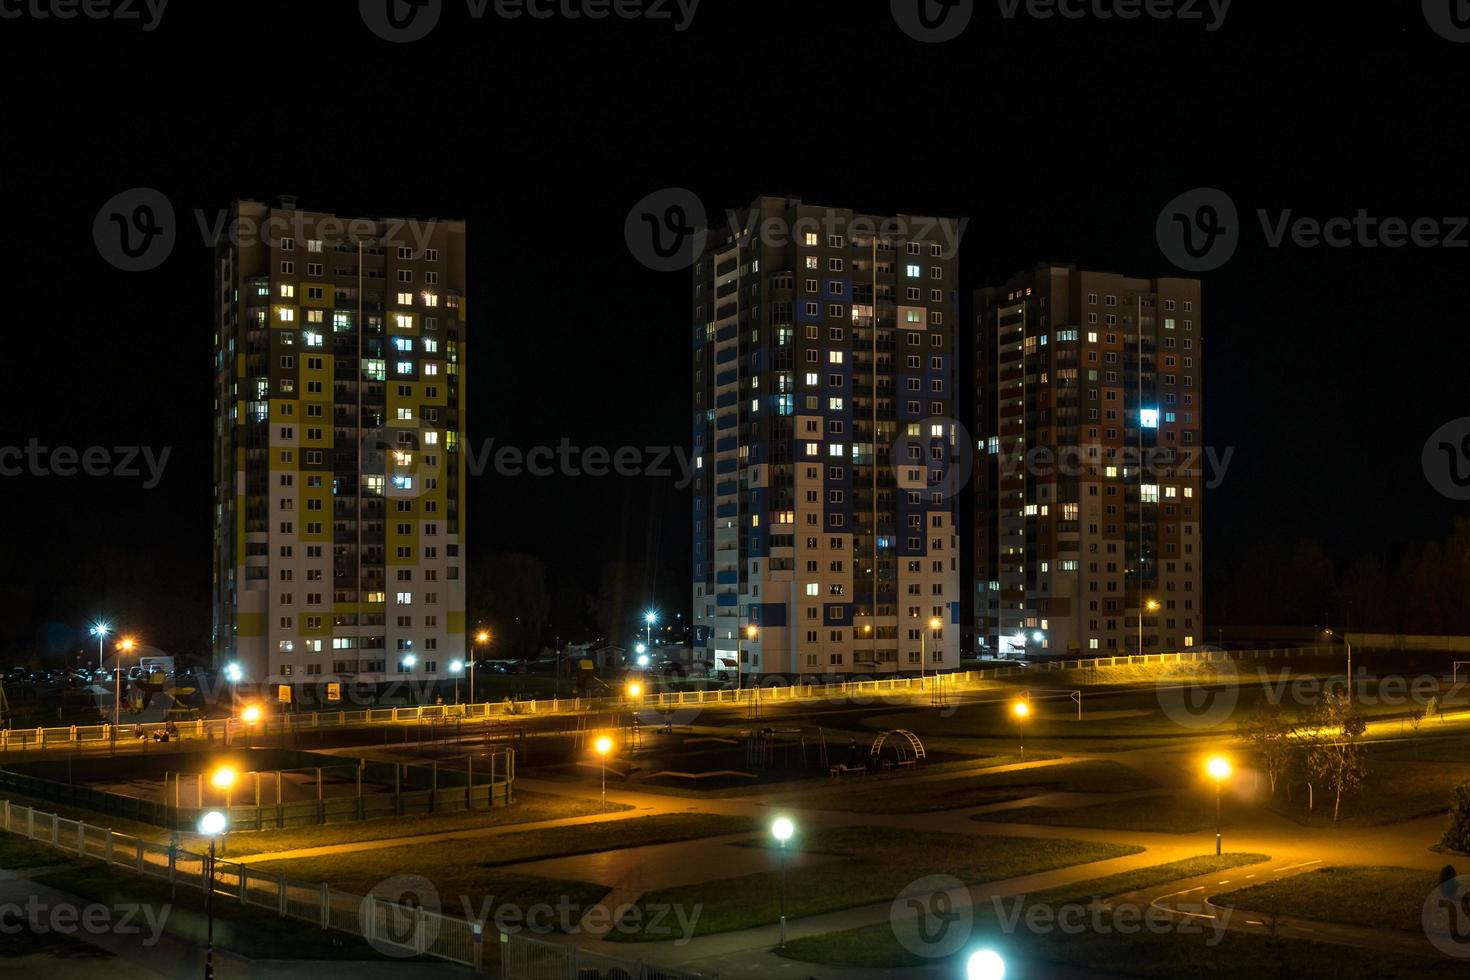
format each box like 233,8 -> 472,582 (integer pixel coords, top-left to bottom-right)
0,798 -> 712,977
0,647 -> 1332,753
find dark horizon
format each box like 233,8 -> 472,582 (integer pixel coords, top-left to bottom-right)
4,2 -> 1469,662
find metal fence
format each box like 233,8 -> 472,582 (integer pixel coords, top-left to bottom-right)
0,646 -> 1333,753
0,797 -> 712,977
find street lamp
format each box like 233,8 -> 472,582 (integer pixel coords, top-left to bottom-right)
240,703 -> 262,726
771,816 -> 794,947
89,622 -> 110,674
1012,701 -> 1030,758
400,653 -> 417,705
198,810 -> 227,980
223,661 -> 243,712
473,629 -> 491,706
210,766 -> 237,809
1323,628 -> 1353,702
966,949 -> 1006,980
449,659 -> 463,704
1207,755 -> 1231,855
594,735 -> 613,806
920,616 -> 942,688
736,624 -> 757,695
626,681 -> 643,700
1139,598 -> 1160,655
114,636 -> 137,729
644,610 -> 657,649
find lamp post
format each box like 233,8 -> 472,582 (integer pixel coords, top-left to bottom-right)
1138,598 -> 1160,655
449,659 -> 463,704
1207,756 -> 1231,855
920,616 -> 941,689
89,622 -> 110,675
737,624 -> 756,696
400,654 -> 417,705
198,809 -> 227,980
1323,628 -> 1352,701
223,662 -> 243,713
644,610 -> 657,650
594,735 -> 612,807
114,636 -> 137,729
1012,700 -> 1029,758
771,817 -> 793,947
210,766 -> 237,810
473,630 -> 490,706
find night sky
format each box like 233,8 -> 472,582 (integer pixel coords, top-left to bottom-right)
4,2 -> 1467,657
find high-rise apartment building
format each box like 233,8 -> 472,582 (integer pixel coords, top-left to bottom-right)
973,264 -> 1203,657
691,196 -> 962,677
212,199 -> 468,690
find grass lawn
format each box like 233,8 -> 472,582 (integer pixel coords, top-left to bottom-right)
779,852 -> 1466,977
252,812 -> 760,927
770,758 -> 1158,817
608,825 -> 1142,941
781,853 -> 1268,968
977,792 -> 1218,834
1212,866 -> 1441,934
211,789 -> 629,855
1265,761 -> 1470,827
0,832 -> 398,961
767,755 -> 1157,814
0,787 -> 632,856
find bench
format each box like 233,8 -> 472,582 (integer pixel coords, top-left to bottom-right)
829,764 -> 866,778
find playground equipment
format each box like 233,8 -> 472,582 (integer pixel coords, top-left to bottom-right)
868,729 -> 927,771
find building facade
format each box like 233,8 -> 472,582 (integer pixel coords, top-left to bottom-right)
973,264 -> 1203,657
212,199 -> 468,690
691,196 -> 962,678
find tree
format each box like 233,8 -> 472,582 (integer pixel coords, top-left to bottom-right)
1443,784 -> 1470,854
1239,699 -> 1292,796
466,553 -> 551,657
1303,692 -> 1368,823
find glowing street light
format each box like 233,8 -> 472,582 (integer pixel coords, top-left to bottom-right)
112,635 -> 139,734
240,703 -> 262,726
643,609 -> 657,648
1139,597 -> 1160,655
473,629 -> 492,706
966,949 -> 1006,980
89,622 -> 110,673
210,766 -> 237,809
772,817 -> 794,947
198,810 -> 227,980
450,658 -> 464,704
594,735 -> 613,806
1207,755 -> 1232,855
1012,700 -> 1030,758
920,616 -> 942,689
736,624 -> 758,695
626,681 -> 643,699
